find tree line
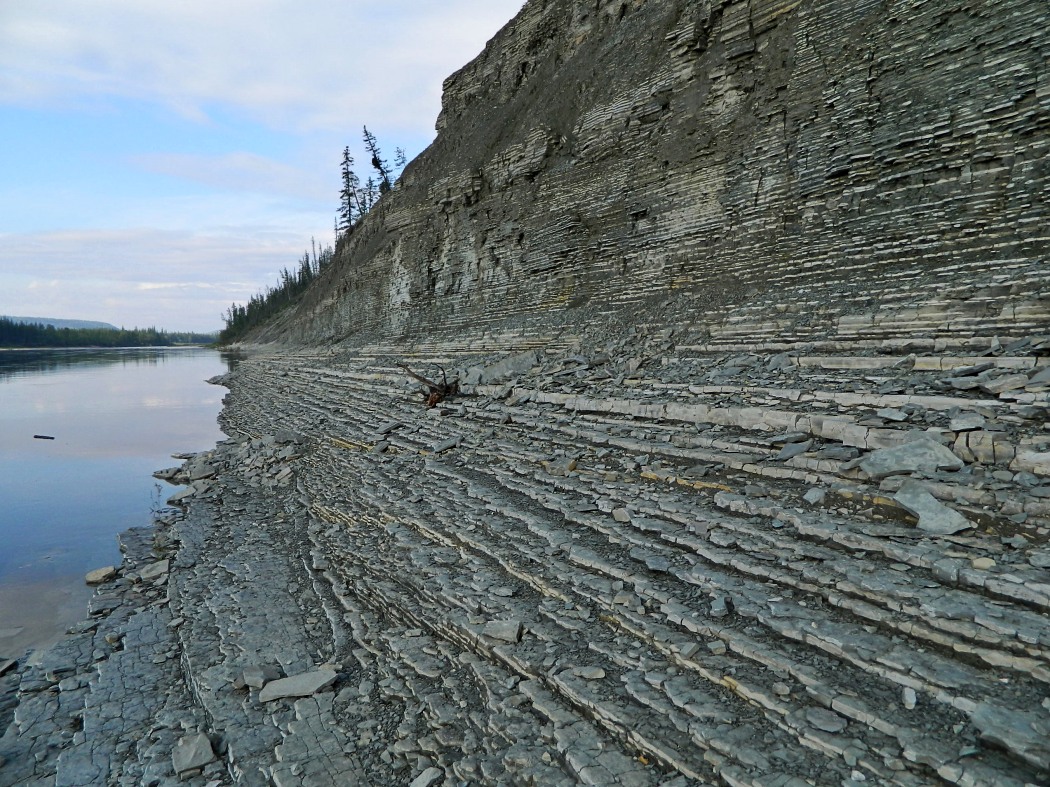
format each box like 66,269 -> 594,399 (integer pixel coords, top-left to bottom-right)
219,241 -> 335,343
0,318 -> 215,348
219,127 -> 404,345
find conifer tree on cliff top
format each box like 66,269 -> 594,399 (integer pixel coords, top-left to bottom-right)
338,146 -> 363,234
363,126 -> 392,194
338,129 -> 408,238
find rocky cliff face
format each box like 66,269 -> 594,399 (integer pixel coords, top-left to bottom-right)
4,6 -> 1050,782
253,0 -> 1048,345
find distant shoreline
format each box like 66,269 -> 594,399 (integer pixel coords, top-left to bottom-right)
0,344 -> 212,351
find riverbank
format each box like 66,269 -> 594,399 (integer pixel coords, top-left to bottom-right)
2,282 -> 1050,785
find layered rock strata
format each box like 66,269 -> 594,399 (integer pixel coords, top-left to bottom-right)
255,0 -> 1048,345
3,0 -> 1049,784
3,277 -> 1049,785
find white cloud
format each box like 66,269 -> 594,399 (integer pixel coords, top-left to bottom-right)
0,226 -> 319,331
131,152 -> 331,202
0,0 -> 525,135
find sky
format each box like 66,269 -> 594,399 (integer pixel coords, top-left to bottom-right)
0,0 -> 524,332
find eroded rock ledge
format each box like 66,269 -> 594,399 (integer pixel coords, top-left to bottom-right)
2,275 -> 1049,786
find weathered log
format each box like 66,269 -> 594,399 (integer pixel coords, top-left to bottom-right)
398,363 -> 459,408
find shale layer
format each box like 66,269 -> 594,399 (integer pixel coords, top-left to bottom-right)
3,272 -> 1049,785
255,0 -> 1048,345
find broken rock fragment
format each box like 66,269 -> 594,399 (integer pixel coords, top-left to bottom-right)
857,436 -> 963,478
242,664 -> 282,689
893,481 -> 972,535
482,619 -> 523,644
138,559 -> 169,583
258,669 -> 337,702
409,767 -> 444,787
172,732 -> 216,775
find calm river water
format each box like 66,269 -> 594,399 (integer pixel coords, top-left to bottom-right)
0,347 -> 232,657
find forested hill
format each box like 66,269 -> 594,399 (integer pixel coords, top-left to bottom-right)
2,315 -> 119,331
0,317 -> 215,348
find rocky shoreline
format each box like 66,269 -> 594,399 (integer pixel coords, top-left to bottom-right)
1,279 -> 1049,785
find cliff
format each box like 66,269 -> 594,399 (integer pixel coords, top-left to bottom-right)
3,2 -> 1050,786
252,0 -> 1048,345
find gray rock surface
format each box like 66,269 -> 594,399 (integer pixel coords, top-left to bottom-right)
258,670 -> 338,703
893,481 -> 974,535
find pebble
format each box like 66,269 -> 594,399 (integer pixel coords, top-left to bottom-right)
85,566 -> 117,585
903,687 -> 917,710
573,666 -> 606,680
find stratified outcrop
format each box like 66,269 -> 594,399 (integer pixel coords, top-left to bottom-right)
2,1 -> 1049,786
255,0 -> 1047,345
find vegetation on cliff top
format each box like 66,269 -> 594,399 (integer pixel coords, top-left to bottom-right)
219,127 -> 404,345
219,242 -> 335,344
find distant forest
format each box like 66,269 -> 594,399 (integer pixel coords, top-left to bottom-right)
0,318 -> 215,348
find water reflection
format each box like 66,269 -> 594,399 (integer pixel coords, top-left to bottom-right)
0,347 -> 233,654
4,347 -> 159,380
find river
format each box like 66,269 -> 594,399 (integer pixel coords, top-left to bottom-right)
0,347 -> 232,658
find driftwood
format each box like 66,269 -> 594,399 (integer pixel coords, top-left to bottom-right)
399,364 -> 460,408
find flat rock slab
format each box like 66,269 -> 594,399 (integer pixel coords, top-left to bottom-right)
972,702 -> 1050,771
409,767 -> 444,787
806,707 -> 848,734
258,669 -> 338,702
432,436 -> 462,453
980,373 -> 1030,395
777,439 -> 813,461
858,437 -> 964,478
894,481 -> 973,535
85,566 -> 117,585
138,559 -> 169,582
949,413 -> 986,432
172,732 -> 216,775
376,420 -> 403,435
482,619 -> 523,643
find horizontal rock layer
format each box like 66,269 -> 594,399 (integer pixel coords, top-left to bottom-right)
254,0 -> 1048,346
4,274 -> 1048,785
3,1 -> 1049,785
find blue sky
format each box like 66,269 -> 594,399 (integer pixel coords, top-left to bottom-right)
0,1 -> 524,332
